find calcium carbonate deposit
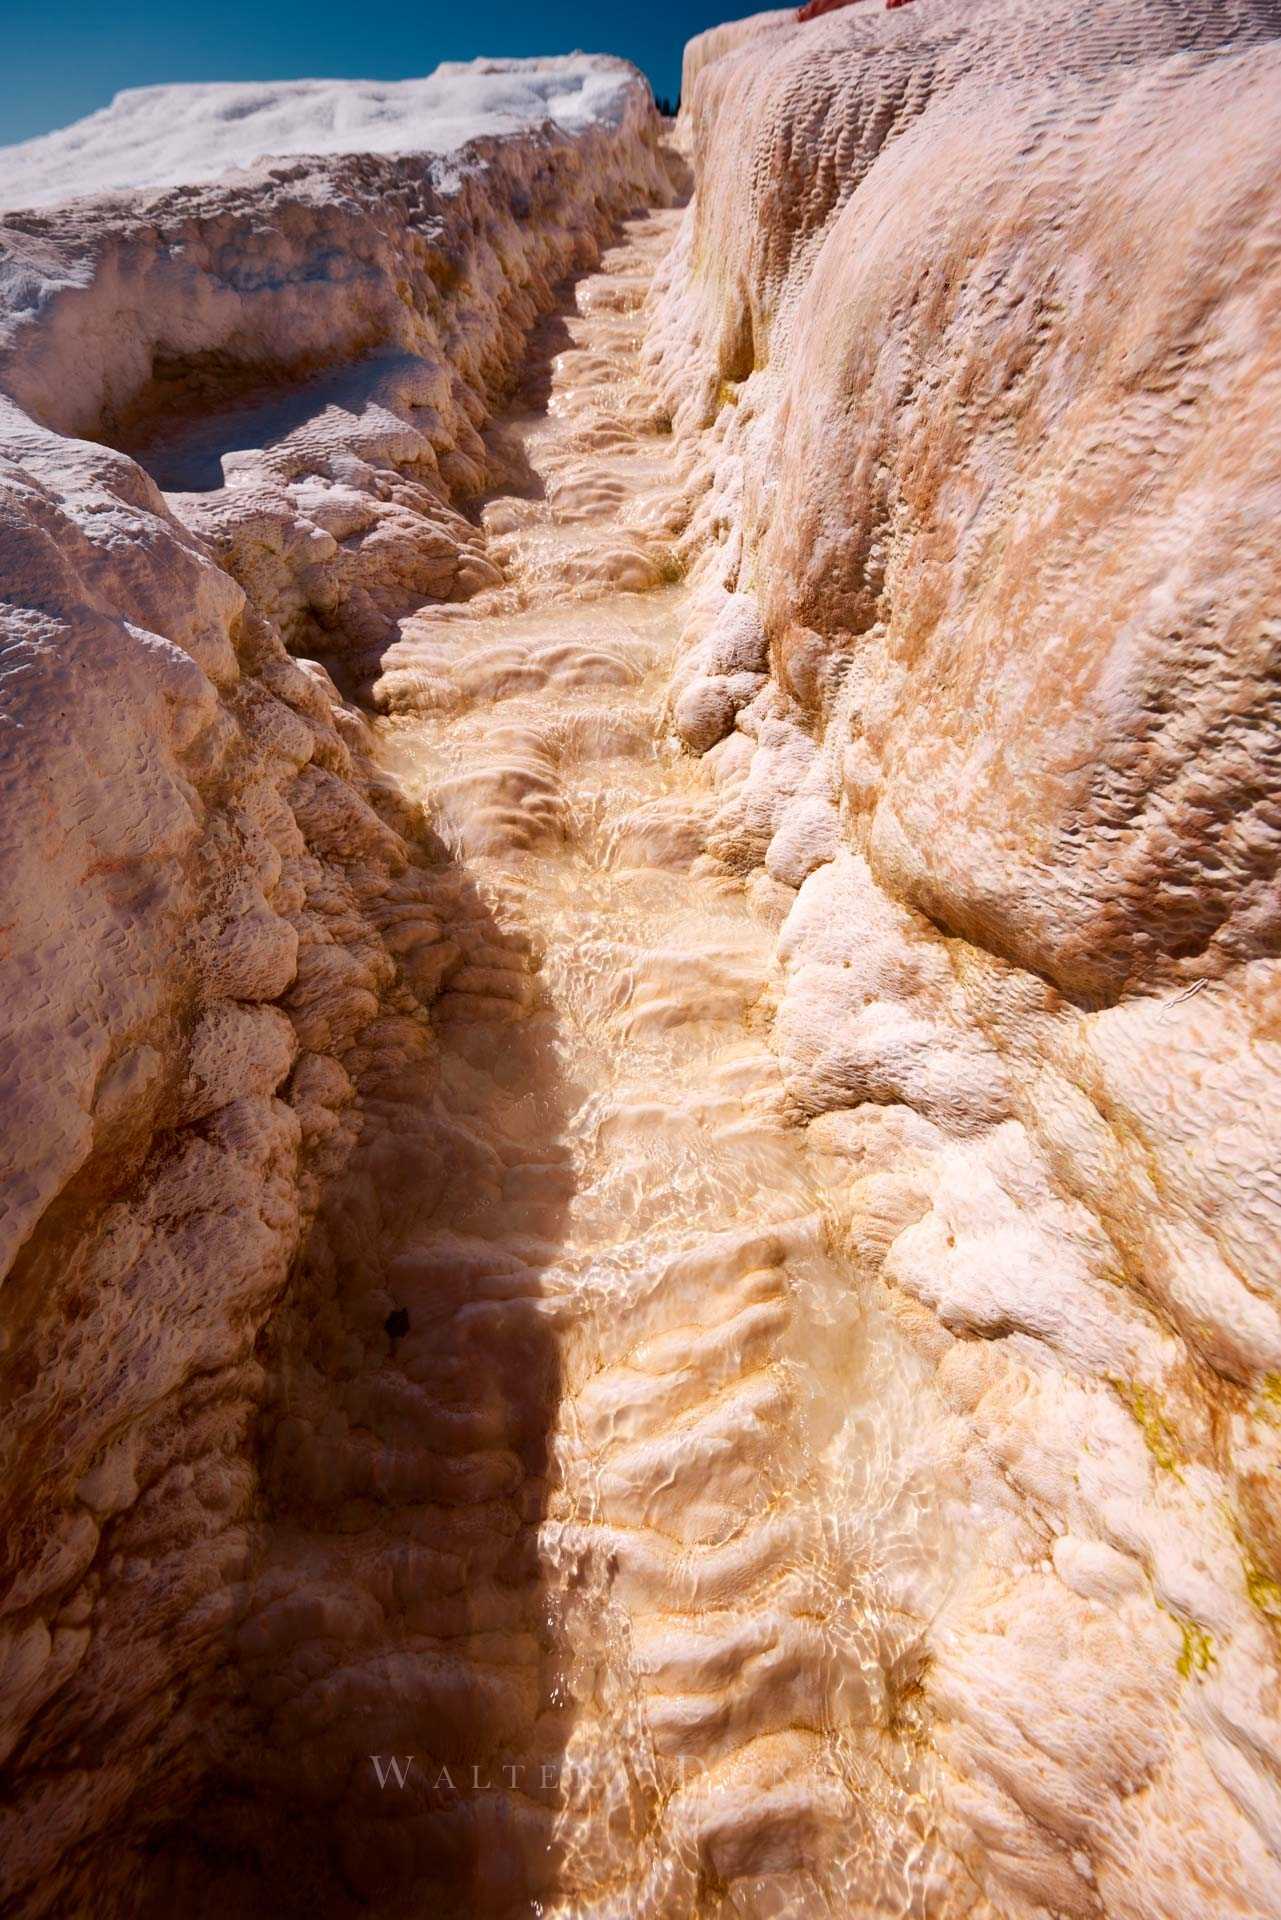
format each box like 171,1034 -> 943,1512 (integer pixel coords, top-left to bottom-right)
0,60 -> 642,206
1,7 -> 1280,1918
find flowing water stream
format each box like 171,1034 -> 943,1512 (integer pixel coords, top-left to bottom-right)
359,202 -> 949,1919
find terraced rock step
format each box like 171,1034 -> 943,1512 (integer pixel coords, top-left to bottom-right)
301,203 -> 942,1916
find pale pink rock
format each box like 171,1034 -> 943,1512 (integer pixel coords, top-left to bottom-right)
646,0 -> 1281,1911
0,62 -> 677,1918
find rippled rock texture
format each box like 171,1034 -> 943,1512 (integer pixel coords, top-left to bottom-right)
648,0 -> 1281,1911
0,63 -> 677,1917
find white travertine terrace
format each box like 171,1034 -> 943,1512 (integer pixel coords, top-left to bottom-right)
2,4 -> 1281,1917
0,60 -> 646,207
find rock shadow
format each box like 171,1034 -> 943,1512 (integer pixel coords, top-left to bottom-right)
138,850 -> 580,1919
98,346 -> 425,493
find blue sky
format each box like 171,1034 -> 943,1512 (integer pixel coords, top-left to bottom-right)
0,0 -> 728,145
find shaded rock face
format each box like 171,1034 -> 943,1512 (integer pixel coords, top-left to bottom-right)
0,66 -> 677,1918
647,0 -> 1281,1911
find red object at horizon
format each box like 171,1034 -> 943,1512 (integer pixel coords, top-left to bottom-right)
796,0 -> 915,18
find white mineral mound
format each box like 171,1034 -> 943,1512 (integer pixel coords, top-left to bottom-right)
0,54 -> 635,207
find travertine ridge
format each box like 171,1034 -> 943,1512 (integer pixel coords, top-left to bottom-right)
645,0 -> 1281,1911
0,64 -> 678,1916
